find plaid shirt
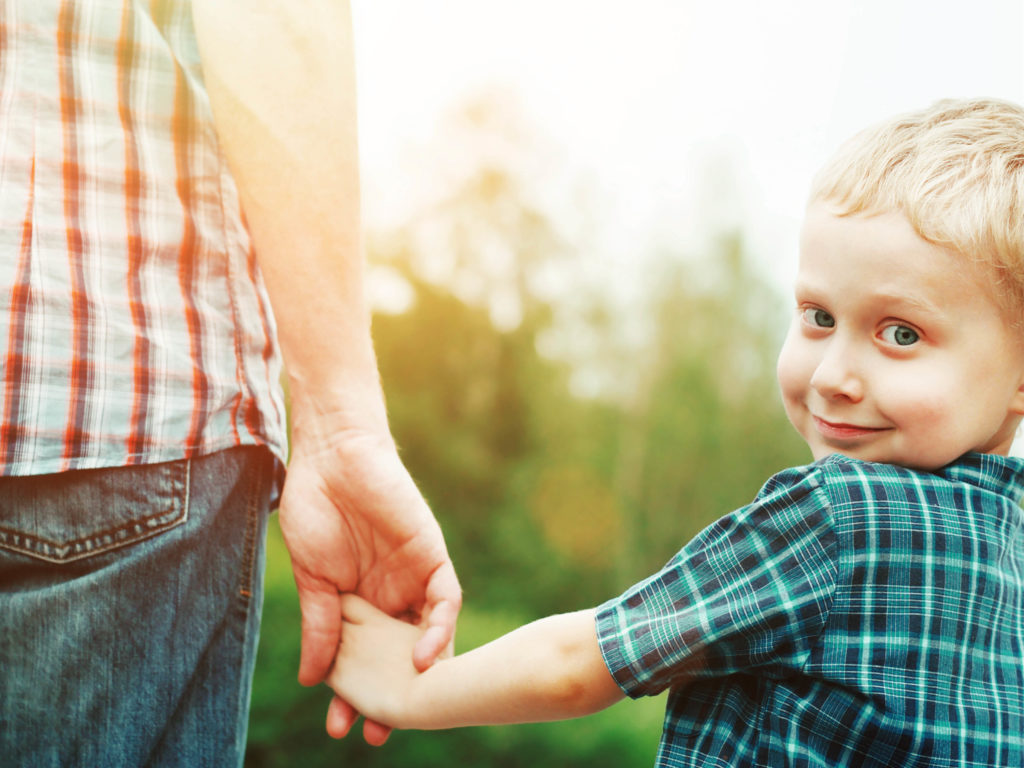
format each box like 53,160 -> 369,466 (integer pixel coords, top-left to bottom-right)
0,0 -> 287,476
597,453 -> 1024,767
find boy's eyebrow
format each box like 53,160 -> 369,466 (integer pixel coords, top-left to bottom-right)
793,280 -> 945,317
870,290 -> 945,316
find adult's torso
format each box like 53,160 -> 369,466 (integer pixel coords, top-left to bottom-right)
0,0 -> 286,476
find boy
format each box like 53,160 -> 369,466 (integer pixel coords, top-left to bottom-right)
328,98 -> 1024,767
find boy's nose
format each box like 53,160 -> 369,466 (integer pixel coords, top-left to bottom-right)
809,340 -> 864,402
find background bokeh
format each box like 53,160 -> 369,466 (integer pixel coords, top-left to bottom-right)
245,2 -> 1024,765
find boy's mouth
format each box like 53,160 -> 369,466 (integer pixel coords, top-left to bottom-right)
812,416 -> 889,441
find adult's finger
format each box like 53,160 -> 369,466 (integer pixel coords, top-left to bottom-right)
413,564 -> 462,671
363,718 -> 392,746
295,579 -> 344,686
326,696 -> 359,739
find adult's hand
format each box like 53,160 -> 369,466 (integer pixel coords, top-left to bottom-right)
277,407 -> 461,743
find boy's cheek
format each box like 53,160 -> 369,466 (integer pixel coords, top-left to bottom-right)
776,342 -> 809,401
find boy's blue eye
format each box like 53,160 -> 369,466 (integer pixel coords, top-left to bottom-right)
801,308 -> 835,328
880,324 -> 919,346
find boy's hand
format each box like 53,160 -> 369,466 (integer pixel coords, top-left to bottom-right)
327,594 -> 428,737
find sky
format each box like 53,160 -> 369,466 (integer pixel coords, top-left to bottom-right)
351,0 -> 1023,287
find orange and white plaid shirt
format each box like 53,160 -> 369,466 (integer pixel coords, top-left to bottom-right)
0,0 -> 287,476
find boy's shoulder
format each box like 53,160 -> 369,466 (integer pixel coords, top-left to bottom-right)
760,451 -> 1024,517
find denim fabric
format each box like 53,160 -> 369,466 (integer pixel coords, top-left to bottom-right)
0,446 -> 274,767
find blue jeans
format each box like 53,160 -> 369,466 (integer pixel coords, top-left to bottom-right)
0,446 -> 274,767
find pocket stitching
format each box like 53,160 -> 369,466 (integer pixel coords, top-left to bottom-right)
0,503 -> 188,563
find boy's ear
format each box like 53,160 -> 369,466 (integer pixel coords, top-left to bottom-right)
1011,378 -> 1024,416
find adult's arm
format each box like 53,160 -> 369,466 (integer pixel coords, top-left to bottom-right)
190,0 -> 461,742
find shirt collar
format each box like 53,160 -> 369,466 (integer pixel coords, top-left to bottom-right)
935,451 -> 1024,504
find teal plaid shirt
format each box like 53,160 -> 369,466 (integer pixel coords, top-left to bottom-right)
597,453 -> 1024,767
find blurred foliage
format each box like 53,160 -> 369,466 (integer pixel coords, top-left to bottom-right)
245,96 -> 810,766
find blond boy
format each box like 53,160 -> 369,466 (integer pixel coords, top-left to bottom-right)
329,98 -> 1024,767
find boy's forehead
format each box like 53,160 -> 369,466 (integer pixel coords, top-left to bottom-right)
795,205 -> 1005,313
799,205 -> 962,275
801,204 -> 915,248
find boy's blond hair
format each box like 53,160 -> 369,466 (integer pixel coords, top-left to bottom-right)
810,98 -> 1024,317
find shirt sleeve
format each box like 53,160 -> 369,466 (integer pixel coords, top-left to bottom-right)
596,464 -> 838,699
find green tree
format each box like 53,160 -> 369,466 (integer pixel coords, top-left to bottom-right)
610,232 -> 809,583
247,93 -> 809,767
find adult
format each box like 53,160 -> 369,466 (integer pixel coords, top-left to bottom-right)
0,0 -> 460,765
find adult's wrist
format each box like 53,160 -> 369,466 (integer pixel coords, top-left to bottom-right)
286,372 -> 391,444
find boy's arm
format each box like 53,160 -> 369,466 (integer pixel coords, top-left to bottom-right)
329,595 -> 626,733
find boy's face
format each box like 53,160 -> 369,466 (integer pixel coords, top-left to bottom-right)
777,205 -> 1024,471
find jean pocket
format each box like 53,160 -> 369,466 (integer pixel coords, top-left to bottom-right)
0,460 -> 188,564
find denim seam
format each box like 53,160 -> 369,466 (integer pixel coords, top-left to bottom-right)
237,450 -> 265,603
184,451 -> 192,534
230,451 -> 269,760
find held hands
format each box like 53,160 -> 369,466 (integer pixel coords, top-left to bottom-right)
277,403 -> 461,744
327,594 -> 428,731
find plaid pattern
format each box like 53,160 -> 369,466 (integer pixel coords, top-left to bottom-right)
597,453 -> 1024,767
0,0 -> 286,476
